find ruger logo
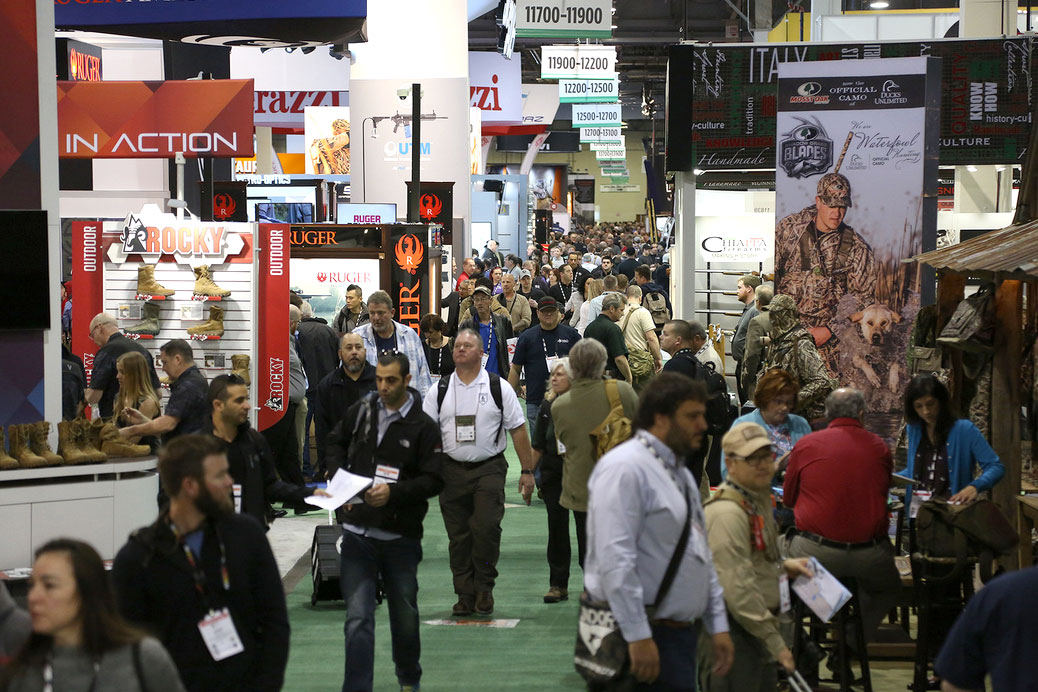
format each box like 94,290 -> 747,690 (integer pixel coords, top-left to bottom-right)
779,119 -> 833,179
419,194 -> 442,221
120,214 -> 227,257
213,193 -> 237,220
394,234 -> 425,275
470,74 -> 502,111
68,49 -> 101,82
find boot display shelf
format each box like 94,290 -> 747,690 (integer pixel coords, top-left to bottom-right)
134,294 -> 168,301
190,295 -> 223,301
0,456 -> 156,481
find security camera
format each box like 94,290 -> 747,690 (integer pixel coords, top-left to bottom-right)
397,87 -> 410,100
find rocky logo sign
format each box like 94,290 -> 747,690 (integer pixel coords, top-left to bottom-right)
109,209 -> 247,266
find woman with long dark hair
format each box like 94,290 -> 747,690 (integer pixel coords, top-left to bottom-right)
903,374 -> 1004,515
1,539 -> 184,692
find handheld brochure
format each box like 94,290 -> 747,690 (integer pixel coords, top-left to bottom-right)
791,557 -> 852,623
304,469 -> 373,511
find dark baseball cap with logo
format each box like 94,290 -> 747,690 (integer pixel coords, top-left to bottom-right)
536,296 -> 559,312
816,172 -> 852,208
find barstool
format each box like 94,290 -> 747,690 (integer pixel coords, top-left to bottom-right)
792,577 -> 873,692
910,554 -> 976,692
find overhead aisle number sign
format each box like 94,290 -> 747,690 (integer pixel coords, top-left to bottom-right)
559,78 -> 618,103
580,127 -> 623,143
540,45 -> 616,79
596,148 -> 625,161
517,0 -> 613,39
589,140 -> 624,151
571,103 -> 622,127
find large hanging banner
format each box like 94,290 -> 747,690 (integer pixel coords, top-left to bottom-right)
775,56 -> 939,442
256,223 -> 290,432
667,37 -> 1035,171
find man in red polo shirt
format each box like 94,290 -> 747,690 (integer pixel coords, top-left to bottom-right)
783,387 -> 899,645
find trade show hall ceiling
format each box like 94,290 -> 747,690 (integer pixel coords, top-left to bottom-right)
469,0 -> 735,119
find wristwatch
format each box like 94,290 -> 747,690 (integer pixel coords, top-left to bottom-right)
520,470 -> 534,475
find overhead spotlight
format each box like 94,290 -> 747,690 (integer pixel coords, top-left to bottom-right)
996,165 -> 1007,172
693,169 -> 705,176
300,46 -> 317,55
967,165 -> 978,172
869,1 -> 889,7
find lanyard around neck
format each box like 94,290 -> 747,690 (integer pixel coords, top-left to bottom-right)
43,656 -> 99,692
169,520 -> 230,601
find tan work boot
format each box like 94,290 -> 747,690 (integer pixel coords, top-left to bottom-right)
193,265 -> 231,297
9,424 -> 48,468
78,418 -> 107,463
100,423 -> 150,458
137,264 -> 175,297
186,304 -> 225,337
57,421 -> 90,465
230,354 -> 251,385
30,422 -> 65,466
124,301 -> 161,336
0,427 -> 18,470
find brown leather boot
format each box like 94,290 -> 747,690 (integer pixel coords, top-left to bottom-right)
230,354 -> 251,385
57,421 -> 90,465
0,427 -> 18,470
99,423 -> 150,458
192,265 -> 231,297
9,424 -> 48,468
30,422 -> 65,466
76,418 -> 107,463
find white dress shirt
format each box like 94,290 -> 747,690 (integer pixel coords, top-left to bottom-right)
421,369 -> 525,461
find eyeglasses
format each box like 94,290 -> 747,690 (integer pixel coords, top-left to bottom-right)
732,449 -> 776,466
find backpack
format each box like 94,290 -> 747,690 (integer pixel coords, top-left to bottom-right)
437,372 -> 505,445
675,352 -> 734,436
642,290 -> 670,331
914,498 -> 1018,583
907,304 -> 943,375
937,282 -> 996,354
589,379 -> 633,461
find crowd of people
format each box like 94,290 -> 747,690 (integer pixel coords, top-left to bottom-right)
8,222 -> 1027,692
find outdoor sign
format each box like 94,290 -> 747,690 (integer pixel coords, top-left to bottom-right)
54,0 -> 367,47
70,221 -> 105,374
579,126 -> 623,143
559,78 -> 619,103
571,103 -> 622,127
469,51 -> 523,124
516,0 -> 612,38
775,56 -> 939,443
257,223 -> 290,431
58,79 -> 255,159
667,37 -> 1035,171
540,44 -> 616,79
254,91 -> 348,129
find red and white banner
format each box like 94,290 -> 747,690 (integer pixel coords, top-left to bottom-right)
70,221 -> 105,382
469,51 -> 522,124
256,223 -> 290,431
255,90 -> 349,130
58,79 -> 255,158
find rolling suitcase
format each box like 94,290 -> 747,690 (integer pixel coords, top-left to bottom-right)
311,514 -> 342,605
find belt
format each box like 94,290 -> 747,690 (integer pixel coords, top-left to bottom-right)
446,453 -> 505,467
650,618 -> 695,630
792,529 -> 886,550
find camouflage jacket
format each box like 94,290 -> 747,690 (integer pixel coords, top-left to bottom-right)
767,297 -> 838,420
775,206 -> 877,330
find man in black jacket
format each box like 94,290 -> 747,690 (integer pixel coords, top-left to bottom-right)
326,353 -> 443,692
296,302 -> 340,477
461,285 -> 513,376
205,374 -> 324,524
112,434 -> 289,692
440,278 -> 474,337
315,333 -> 377,477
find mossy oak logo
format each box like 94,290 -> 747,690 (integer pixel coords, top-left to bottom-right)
791,81 -> 829,105
779,118 -> 833,179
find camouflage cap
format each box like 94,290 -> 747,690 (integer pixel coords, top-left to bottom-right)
816,172 -> 852,208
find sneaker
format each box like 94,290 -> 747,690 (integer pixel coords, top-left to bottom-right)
543,586 -> 569,603
475,591 -> 494,615
452,596 -> 475,617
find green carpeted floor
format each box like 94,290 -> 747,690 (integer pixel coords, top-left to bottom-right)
282,443 -> 590,691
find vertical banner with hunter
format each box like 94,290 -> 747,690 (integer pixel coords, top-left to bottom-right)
774,56 -> 940,442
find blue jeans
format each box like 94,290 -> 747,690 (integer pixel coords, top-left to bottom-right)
526,400 -> 542,486
339,529 -> 423,692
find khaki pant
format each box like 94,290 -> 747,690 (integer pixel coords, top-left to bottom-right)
698,617 -> 778,692
438,456 -> 507,595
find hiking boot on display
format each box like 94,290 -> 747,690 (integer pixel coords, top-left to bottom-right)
57,421 -> 90,465
100,423 -> 149,457
30,422 -> 66,466
74,418 -> 106,463
137,264 -> 175,297
231,354 -> 251,385
193,265 -> 231,297
9,424 -> 48,468
186,304 -> 225,337
123,301 -> 161,336
0,427 -> 18,470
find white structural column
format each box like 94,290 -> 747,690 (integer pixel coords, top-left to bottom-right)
671,171 -> 697,321
955,0 -> 1016,213
38,0 -> 61,430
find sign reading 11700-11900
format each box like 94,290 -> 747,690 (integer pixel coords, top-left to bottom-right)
516,0 -> 613,38
666,37 -> 1035,171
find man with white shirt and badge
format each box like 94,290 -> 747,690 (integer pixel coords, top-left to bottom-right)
423,326 -> 536,618
325,353 -> 444,692
581,373 -> 734,691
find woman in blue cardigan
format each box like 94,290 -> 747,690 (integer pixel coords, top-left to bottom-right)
903,374 -> 1004,514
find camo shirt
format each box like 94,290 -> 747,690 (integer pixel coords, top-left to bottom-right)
766,297 -> 838,421
775,206 -> 877,331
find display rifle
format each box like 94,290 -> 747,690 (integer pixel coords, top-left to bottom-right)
834,131 -> 854,174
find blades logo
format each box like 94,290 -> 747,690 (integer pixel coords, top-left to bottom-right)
419,194 -> 442,220
121,214 -> 148,253
213,193 -> 237,220
779,118 -> 833,179
394,234 -> 425,275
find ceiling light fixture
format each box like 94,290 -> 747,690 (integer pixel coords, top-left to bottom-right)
870,1 -> 889,7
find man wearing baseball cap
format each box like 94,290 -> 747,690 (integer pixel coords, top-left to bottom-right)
508,296 -> 581,430
517,269 -> 546,329
774,170 -> 877,378
698,422 -> 813,692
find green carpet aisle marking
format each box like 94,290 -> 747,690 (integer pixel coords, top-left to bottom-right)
281,440 -> 589,691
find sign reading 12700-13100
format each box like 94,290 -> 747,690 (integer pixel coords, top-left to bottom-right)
541,45 -> 616,79
517,0 -> 613,38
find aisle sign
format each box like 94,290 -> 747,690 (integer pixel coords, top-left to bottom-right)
600,183 -> 641,192
571,103 -> 622,127
589,141 -> 624,151
559,78 -> 619,103
600,166 -> 628,176
596,148 -> 626,161
540,45 -> 616,79
517,0 -> 613,39
579,126 -> 622,143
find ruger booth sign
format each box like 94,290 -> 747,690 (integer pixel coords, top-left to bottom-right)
58,79 -> 255,158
